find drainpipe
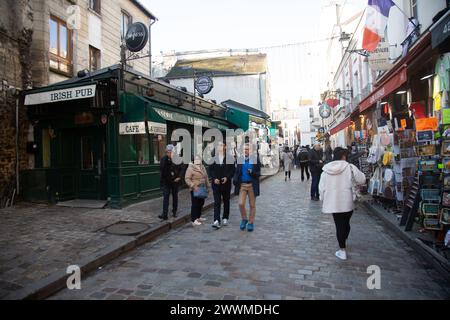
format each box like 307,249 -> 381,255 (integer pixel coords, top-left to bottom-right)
259,73 -> 263,111
16,96 -> 19,195
148,18 -> 157,77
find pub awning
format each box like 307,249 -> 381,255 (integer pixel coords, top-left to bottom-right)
330,116 -> 351,136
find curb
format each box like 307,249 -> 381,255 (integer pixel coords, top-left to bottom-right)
362,201 -> 450,281
10,175 -> 274,300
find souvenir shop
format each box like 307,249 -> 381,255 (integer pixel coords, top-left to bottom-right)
364,29 -> 450,258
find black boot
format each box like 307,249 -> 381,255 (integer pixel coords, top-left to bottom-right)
158,214 -> 168,220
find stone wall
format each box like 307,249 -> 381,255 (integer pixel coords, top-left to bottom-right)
0,0 -> 33,193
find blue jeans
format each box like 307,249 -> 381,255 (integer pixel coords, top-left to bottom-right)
310,172 -> 321,198
162,184 -> 178,217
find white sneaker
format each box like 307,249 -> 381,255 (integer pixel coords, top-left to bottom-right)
212,220 -> 221,229
335,250 -> 347,260
192,219 -> 202,226
222,219 -> 228,226
198,217 -> 207,222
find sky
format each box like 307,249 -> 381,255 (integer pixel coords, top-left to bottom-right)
139,0 -> 366,107
141,0 -> 325,54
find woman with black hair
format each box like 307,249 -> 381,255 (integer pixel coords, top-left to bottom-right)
319,147 -> 366,260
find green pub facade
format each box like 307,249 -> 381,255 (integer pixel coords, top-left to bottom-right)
22,65 -> 233,208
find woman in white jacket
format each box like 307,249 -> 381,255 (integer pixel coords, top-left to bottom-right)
319,147 -> 366,260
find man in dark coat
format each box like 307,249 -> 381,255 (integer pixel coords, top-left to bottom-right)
233,143 -> 261,232
309,142 -> 324,201
158,144 -> 183,220
209,142 -> 235,229
297,145 -> 310,181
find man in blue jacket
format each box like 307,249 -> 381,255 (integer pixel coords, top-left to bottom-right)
233,143 -> 261,232
209,142 -> 235,229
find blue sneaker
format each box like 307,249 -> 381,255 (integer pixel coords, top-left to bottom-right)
247,223 -> 254,232
240,219 -> 248,230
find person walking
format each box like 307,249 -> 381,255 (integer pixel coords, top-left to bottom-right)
309,142 -> 324,201
281,146 -> 294,181
297,145 -> 310,181
319,147 -> 366,260
185,155 -> 210,226
209,142 -> 235,229
234,144 -> 261,232
158,144 -> 183,220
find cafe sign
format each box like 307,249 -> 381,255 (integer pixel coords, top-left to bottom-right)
119,121 -> 167,135
25,84 -> 96,105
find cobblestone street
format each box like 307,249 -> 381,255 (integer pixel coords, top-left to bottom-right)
52,171 -> 450,300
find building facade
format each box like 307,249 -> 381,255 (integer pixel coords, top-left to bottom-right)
160,52 -> 268,113
0,0 -> 157,205
321,0 -> 449,148
30,0 -> 156,88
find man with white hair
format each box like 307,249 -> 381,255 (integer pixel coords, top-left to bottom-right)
309,142 -> 324,201
158,144 -> 183,220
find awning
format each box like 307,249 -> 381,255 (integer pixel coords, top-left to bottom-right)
431,9 -> 450,49
359,66 -> 407,112
152,106 -> 229,131
119,93 -> 230,134
330,116 -> 351,136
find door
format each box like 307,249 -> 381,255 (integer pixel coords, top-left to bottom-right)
77,127 -> 107,200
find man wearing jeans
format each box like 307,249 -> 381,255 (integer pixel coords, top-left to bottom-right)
209,142 -> 235,229
233,144 -> 261,232
158,144 -> 182,220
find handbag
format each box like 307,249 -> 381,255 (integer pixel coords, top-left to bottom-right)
193,184 -> 208,199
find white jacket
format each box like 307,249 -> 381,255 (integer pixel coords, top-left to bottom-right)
319,160 -> 366,214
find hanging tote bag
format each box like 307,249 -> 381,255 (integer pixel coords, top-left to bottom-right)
349,165 -> 362,202
193,184 -> 208,199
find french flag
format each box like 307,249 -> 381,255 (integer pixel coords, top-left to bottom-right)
362,0 -> 395,52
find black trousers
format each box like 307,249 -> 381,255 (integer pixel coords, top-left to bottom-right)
191,192 -> 205,222
213,183 -> 231,222
310,171 -> 320,198
285,171 -> 291,178
300,162 -> 310,180
332,211 -> 353,249
162,184 -> 178,217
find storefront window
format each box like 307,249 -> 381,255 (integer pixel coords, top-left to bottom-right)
153,134 -> 166,164
42,129 -> 51,168
135,135 -> 150,165
81,136 -> 94,170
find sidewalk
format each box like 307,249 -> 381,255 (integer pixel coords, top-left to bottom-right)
0,175 -> 273,300
363,199 -> 450,279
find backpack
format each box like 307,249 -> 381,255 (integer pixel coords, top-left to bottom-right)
298,148 -> 309,161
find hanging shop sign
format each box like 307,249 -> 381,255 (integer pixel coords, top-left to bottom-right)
24,84 -> 96,105
326,98 -> 340,108
194,76 -> 214,95
119,121 -> 167,135
368,40 -> 392,71
125,22 -> 149,52
319,103 -> 331,118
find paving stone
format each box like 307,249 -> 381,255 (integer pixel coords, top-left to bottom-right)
89,292 -> 107,299
49,174 -> 450,300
